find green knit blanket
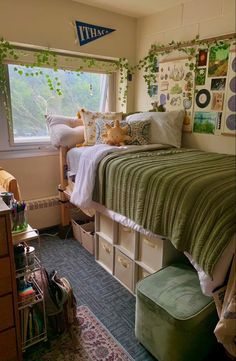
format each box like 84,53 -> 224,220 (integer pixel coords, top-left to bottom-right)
95,148 -> 236,275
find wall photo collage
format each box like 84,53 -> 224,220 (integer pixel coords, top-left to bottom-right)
154,41 -> 236,136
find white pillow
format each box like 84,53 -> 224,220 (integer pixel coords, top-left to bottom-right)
46,114 -> 84,148
126,110 -> 184,148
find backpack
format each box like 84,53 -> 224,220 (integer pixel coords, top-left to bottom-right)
34,268 -> 77,334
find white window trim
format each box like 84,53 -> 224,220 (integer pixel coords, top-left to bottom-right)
0,47 -> 118,158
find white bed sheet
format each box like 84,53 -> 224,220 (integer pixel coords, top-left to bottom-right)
67,146 -> 89,177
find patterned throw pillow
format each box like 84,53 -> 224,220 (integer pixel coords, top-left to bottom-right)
96,119 -> 128,144
96,118 -> 151,145
80,109 -> 123,146
127,119 -> 151,145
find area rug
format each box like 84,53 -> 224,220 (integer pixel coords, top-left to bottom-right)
24,305 -> 134,361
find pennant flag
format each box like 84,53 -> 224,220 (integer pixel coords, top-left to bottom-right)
75,21 -> 115,46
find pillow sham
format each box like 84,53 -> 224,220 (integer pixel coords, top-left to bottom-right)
46,114 -> 84,148
80,109 -> 123,146
127,119 -> 151,145
126,110 -> 184,148
96,118 -> 151,145
96,119 -> 126,144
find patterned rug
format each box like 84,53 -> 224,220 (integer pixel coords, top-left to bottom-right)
24,306 -> 134,361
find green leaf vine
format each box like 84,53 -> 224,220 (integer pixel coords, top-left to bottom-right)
117,34 -> 235,105
0,35 -> 235,113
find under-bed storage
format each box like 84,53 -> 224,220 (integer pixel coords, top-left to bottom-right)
95,211 -> 182,294
97,236 -> 114,274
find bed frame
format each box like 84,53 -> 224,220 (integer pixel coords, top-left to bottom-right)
58,146 -> 70,227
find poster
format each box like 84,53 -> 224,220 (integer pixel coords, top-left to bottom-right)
154,41 -> 234,136
157,58 -> 195,132
193,43 -> 231,136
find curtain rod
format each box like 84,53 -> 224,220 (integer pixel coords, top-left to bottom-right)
9,41 -> 119,64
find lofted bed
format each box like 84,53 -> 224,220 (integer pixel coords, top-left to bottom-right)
51,110 -> 236,299
48,108 -> 236,355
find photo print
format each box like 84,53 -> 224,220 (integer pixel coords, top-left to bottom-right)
193,112 -> 221,134
197,49 -> 208,67
149,84 -> 158,97
211,78 -> 226,91
208,44 -> 230,77
211,92 -> 224,111
195,68 -> 206,86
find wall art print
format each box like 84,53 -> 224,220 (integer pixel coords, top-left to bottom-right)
154,40 -> 234,136
208,44 -> 230,77
157,58 -> 195,132
193,112 -> 222,134
193,42 -> 234,136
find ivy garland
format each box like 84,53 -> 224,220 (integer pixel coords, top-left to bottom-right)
118,35 -> 235,106
0,35 -> 234,112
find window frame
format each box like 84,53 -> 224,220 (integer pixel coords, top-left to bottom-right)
0,45 -> 118,158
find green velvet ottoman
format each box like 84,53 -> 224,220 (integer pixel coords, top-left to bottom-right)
135,263 -> 218,361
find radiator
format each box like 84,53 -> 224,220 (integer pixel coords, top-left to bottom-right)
26,196 -> 59,210
26,196 -> 60,229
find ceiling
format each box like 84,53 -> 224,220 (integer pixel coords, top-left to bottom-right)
73,0 -> 192,18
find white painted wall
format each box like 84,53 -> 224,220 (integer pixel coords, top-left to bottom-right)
0,0 -> 137,228
135,0 -> 236,154
0,0 -> 235,229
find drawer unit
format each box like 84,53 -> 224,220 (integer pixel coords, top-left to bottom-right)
0,215 -> 8,256
117,224 -> 136,257
139,235 -> 164,271
0,328 -> 18,361
115,249 -> 134,292
0,257 -> 12,295
97,236 -> 114,273
0,294 -> 14,331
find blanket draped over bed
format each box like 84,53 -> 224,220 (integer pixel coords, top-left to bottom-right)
94,148 -> 236,276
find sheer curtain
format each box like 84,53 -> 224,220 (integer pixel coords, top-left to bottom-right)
99,74 -> 109,112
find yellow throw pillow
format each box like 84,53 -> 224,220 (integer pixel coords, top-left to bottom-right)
80,109 -> 123,146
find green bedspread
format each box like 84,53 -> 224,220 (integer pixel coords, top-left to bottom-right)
95,148 -> 236,276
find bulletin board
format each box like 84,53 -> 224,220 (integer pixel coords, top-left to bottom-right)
154,39 -> 236,136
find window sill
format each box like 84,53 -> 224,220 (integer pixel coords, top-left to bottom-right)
0,146 -> 59,159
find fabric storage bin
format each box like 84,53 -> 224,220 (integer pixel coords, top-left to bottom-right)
97,236 -> 114,273
137,265 -> 151,282
114,249 -> 134,292
99,214 -> 114,242
72,220 -> 94,254
139,234 -> 163,271
80,222 -> 95,255
72,219 -> 83,244
135,263 -> 218,361
117,224 -> 136,257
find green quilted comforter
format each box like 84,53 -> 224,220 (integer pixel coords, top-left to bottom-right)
95,148 -> 236,275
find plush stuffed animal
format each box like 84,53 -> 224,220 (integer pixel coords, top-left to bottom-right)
102,119 -> 131,146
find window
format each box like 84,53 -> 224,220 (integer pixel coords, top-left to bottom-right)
7,64 -> 110,145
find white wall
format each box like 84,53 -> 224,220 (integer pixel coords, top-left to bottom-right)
0,0 -> 137,228
135,0 -> 236,154
0,0 -> 235,228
